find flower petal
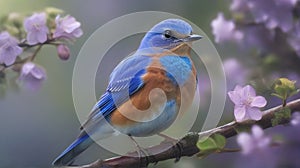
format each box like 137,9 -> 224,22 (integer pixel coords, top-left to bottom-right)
234,85 -> 243,91
36,31 -> 47,43
24,13 -> 48,45
234,106 -> 246,122
31,66 -> 46,79
291,112 -> 300,126
64,18 -> 80,33
248,107 -> 262,121
3,49 -> 17,66
228,91 -> 241,105
0,51 -> 4,63
0,32 -> 10,46
21,62 -> 35,76
72,28 -> 83,38
0,32 -> 22,66
243,85 -> 256,97
27,32 -> 38,45
251,96 -> 267,107
251,125 -> 264,138
53,15 -> 82,40
211,13 -> 242,43
237,132 -> 253,154
19,62 -> 46,91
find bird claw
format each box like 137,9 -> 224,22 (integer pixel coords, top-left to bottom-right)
174,142 -> 183,162
136,147 -> 150,168
129,136 -> 150,167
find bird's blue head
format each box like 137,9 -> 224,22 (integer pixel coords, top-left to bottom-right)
138,19 -> 202,51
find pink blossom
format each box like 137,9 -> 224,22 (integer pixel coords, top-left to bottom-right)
237,125 -> 271,155
19,62 -> 46,90
53,15 -> 83,40
24,13 -> 49,45
228,85 -> 267,122
0,32 -> 22,66
291,112 -> 300,126
211,13 -> 243,43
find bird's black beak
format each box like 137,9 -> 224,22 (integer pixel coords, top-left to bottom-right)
182,34 -> 203,42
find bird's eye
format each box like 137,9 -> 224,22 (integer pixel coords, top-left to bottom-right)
163,30 -> 172,39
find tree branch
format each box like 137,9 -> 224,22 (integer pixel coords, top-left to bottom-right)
77,99 -> 300,168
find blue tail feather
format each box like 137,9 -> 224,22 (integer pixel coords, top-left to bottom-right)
52,133 -> 93,166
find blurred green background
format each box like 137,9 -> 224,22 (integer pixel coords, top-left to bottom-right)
0,0 -> 243,167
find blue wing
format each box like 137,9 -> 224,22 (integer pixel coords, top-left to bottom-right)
54,54 -> 152,166
81,54 -> 152,129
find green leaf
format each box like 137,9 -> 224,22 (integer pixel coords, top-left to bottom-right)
196,134 -> 227,158
272,78 -> 299,102
0,14 -> 8,30
274,86 -> 286,98
271,107 -> 291,126
7,13 -> 23,29
213,134 -> 226,149
280,78 -> 296,90
281,107 -> 291,119
197,134 -> 226,151
197,137 -> 217,151
271,118 -> 279,126
271,93 -> 283,99
290,89 -> 300,97
45,7 -> 64,19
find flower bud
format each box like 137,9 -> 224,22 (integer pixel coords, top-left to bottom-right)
8,12 -> 23,28
272,78 -> 299,100
45,7 -> 64,19
57,44 -> 70,60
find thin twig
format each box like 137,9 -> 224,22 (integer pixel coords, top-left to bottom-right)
218,148 -> 241,153
18,38 -> 55,48
0,59 -> 26,72
30,45 -> 42,61
0,40 -> 52,72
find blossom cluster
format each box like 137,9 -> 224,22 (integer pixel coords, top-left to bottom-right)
211,0 -> 300,57
227,85 -> 269,154
226,82 -> 299,167
212,2 -> 300,163
237,125 -> 271,155
0,32 -> 22,66
0,8 -> 82,90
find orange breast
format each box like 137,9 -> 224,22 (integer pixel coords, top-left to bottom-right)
110,57 -> 180,126
110,56 -> 197,128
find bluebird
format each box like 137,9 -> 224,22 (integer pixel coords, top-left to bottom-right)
52,18 -> 202,166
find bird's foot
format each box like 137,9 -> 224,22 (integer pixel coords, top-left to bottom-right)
129,136 -> 150,168
138,148 -> 150,168
174,141 -> 184,162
